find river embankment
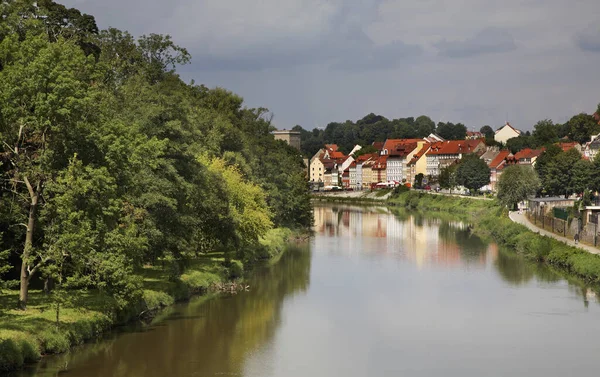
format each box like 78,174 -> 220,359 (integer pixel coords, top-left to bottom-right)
0,228 -> 305,374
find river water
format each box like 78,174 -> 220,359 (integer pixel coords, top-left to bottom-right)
17,204 -> 600,377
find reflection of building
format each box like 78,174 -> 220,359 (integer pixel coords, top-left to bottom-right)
273,129 -> 301,150
312,205 -> 491,270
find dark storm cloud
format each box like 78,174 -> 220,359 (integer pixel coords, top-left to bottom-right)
435,28 -> 517,58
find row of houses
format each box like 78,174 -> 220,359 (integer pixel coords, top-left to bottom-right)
309,123 -> 600,191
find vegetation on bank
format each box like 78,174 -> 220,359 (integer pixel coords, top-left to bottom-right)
0,228 -> 294,372
0,1 -> 311,373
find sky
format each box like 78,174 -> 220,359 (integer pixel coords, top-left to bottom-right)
63,0 -> 600,132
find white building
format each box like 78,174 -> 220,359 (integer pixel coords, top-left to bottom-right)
494,122 -> 521,144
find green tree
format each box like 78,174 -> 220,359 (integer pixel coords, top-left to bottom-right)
497,165 -> 540,210
456,155 -> 491,193
534,144 -> 562,194
414,173 -> 425,188
545,148 -> 583,197
506,135 -> 536,154
439,164 -> 458,191
566,113 -> 600,143
532,119 -> 558,146
480,125 -> 494,139
571,159 -> 594,195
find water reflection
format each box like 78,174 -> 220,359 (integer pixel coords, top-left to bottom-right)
17,246 -> 311,377
313,204 -> 492,269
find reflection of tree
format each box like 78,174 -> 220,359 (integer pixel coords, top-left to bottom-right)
22,247 -> 312,377
493,249 -> 562,286
437,221 -> 487,264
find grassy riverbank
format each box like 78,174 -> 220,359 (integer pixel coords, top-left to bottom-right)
0,228 -> 296,373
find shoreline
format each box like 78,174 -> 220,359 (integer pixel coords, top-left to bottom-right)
316,191 -> 600,287
0,228 -> 307,374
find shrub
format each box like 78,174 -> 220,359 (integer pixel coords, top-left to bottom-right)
142,290 -> 174,312
0,339 -> 23,371
180,271 -> 221,293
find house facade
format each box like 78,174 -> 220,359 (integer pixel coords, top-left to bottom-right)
494,122 -> 521,144
426,139 -> 486,177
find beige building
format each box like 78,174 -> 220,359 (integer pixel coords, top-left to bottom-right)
273,129 -> 301,150
309,149 -> 325,182
494,122 -> 521,144
406,144 -> 430,185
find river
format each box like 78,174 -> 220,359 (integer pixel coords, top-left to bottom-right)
16,204 -> 600,377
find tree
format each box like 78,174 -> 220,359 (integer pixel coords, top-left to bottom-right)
535,144 -> 563,194
414,173 -> 425,188
545,148 -> 583,197
497,165 -> 540,210
480,125 -> 494,139
439,164 -> 458,191
532,119 -> 558,146
571,159 -> 594,195
456,155 -> 491,193
506,135 -> 536,154
566,113 -> 600,143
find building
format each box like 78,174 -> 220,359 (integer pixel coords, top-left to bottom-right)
406,143 -> 431,186
273,129 -> 301,150
507,148 -> 543,166
494,122 -> 521,144
584,134 -> 600,161
382,139 -> 422,183
487,150 -> 510,191
309,149 -> 325,182
426,139 -> 486,177
466,131 -> 484,140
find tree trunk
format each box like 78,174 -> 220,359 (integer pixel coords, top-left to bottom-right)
18,180 -> 41,310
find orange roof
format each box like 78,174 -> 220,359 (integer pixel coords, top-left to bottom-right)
558,142 -> 580,152
329,151 -> 346,159
325,144 -> 338,152
513,148 -> 543,161
372,142 -> 384,151
373,155 -> 388,170
408,144 -> 431,165
426,139 -> 484,155
489,150 -> 510,169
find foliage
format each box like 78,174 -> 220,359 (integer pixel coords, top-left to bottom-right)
439,164 -> 458,190
544,148 -> 583,197
532,119 -> 559,146
0,0 -> 311,315
414,173 -> 425,188
506,135 -> 537,154
480,125 -> 494,139
565,113 -> 600,144
456,154 -> 491,192
497,165 -> 540,209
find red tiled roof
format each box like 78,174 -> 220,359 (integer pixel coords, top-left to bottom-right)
373,155 -> 388,169
325,144 -> 338,152
466,131 -> 484,137
372,142 -> 384,151
408,144 -> 431,165
329,151 -> 346,159
513,148 -> 543,161
426,139 -> 484,155
489,150 -> 510,169
558,142 -> 580,152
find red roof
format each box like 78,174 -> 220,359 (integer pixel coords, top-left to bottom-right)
329,151 -> 346,159
373,155 -> 388,170
558,142 -> 580,152
408,144 -> 431,165
426,139 -> 484,155
372,142 -> 384,151
325,144 -> 339,152
489,150 -> 510,169
513,148 -> 543,161
466,131 -> 484,138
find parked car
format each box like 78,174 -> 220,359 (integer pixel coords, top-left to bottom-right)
424,185 -> 431,191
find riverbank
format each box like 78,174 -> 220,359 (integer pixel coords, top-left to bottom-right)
318,190 -> 600,286
0,228 -> 301,373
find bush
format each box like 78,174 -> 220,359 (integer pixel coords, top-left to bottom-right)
142,290 -> 175,312
0,339 -> 23,371
180,271 -> 221,293
38,328 -> 70,354
227,260 -> 244,279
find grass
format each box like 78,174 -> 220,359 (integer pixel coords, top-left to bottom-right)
0,228 -> 295,373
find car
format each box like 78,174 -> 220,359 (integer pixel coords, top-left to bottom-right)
424,185 -> 431,191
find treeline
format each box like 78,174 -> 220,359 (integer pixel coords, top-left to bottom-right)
295,108 -> 600,158
294,113 -> 467,156
0,0 -> 311,310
